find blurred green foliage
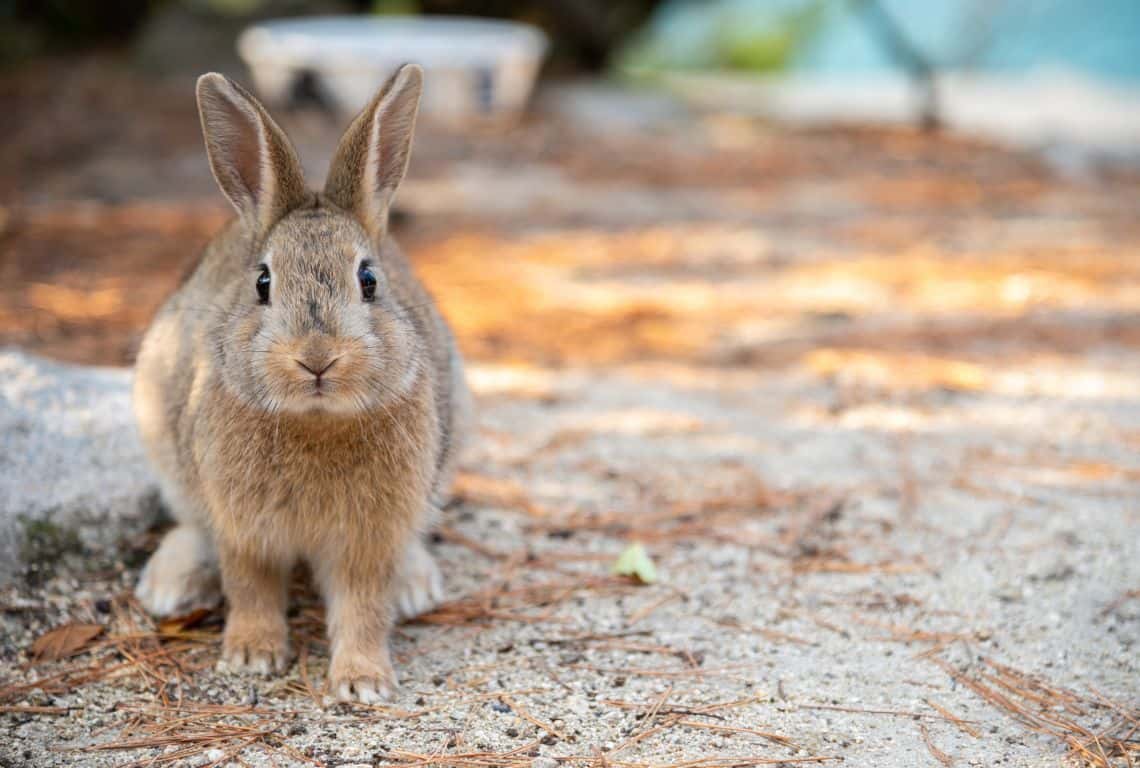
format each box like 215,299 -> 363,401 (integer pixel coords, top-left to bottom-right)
617,0 -> 828,75
204,0 -> 268,14
372,0 -> 419,13
0,0 -> 154,64
722,2 -> 824,71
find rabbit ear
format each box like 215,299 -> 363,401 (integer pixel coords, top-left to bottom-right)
324,63 -> 423,242
196,73 -> 308,233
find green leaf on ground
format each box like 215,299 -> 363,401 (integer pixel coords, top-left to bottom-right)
613,542 -> 657,585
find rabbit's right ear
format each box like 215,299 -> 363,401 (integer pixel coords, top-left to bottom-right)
323,64 -> 423,243
196,73 -> 308,234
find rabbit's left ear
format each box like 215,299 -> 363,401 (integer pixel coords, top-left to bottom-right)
324,63 -> 423,242
197,73 -> 309,234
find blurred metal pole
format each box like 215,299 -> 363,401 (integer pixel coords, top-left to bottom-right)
850,0 -> 941,130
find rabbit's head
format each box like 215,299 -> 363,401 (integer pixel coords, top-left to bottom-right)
196,65 -> 427,416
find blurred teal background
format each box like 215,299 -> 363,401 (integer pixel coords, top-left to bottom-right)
620,0 -> 1140,84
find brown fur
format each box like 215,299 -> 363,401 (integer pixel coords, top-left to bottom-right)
133,65 -> 471,702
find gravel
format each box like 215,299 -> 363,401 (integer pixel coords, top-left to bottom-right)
1,352 -> 1137,767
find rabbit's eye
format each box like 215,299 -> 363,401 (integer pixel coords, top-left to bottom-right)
256,265 -> 270,305
358,263 -> 377,303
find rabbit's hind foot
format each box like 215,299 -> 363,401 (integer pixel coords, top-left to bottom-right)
135,524 -> 221,617
393,538 -> 444,621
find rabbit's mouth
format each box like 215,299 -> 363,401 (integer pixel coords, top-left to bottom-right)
287,389 -> 350,416
283,376 -> 376,416
257,344 -> 366,414
308,380 -> 338,402
254,337 -> 402,416
298,379 -> 340,408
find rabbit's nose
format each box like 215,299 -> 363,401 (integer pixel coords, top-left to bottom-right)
295,357 -> 338,381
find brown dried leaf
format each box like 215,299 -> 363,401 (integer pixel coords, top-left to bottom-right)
158,608 -> 212,635
30,622 -> 104,662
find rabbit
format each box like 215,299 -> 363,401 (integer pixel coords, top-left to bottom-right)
132,64 -> 471,703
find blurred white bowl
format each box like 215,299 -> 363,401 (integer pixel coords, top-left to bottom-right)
238,15 -> 548,122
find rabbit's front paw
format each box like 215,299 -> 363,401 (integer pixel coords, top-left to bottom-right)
219,620 -> 291,675
394,541 -> 444,621
328,653 -> 398,704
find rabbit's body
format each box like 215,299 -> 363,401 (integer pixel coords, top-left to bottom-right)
133,66 -> 470,702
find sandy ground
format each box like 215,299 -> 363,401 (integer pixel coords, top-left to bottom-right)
1,61 -> 1139,767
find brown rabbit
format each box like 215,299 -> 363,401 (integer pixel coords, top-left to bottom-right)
133,64 -> 471,702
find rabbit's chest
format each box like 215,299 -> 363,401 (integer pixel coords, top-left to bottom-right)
200,406 -> 432,552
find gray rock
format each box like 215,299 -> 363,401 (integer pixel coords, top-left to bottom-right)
0,350 -> 158,582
